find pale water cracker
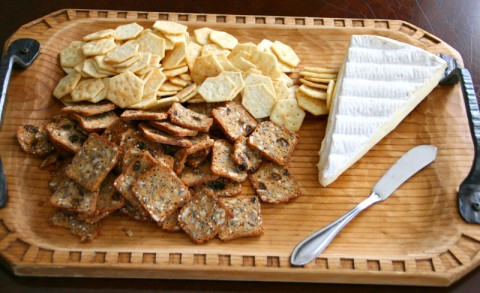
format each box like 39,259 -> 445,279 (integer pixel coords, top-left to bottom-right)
197,74 -> 237,102
174,83 -> 197,101
143,68 -> 166,95
186,41 -> 202,70
153,31 -> 174,50
215,54 -> 237,72
157,90 -> 178,97
242,83 -> 277,119
127,92 -> 157,109
83,29 -> 115,41
228,42 -> 257,60
136,54 -> 162,76
209,30 -> 238,50
82,58 -> 108,78
53,71 -> 82,99
179,89 -> 198,103
278,61 -> 294,73
62,67 -> 75,74
160,81 -> 183,92
148,96 -> 179,109
244,73 -> 275,95
271,40 -> 300,67
300,71 -> 337,79
136,30 -> 165,57
201,43 -> 228,57
218,71 -> 244,100
296,90 -> 328,116
230,56 -> 256,72
245,68 -> 262,76
163,32 -> 187,45
163,42 -> 186,69
273,79 -> 289,100
113,53 -> 141,68
179,73 -> 192,81
298,84 -> 326,99
94,55 -> 117,73
299,78 -> 328,89
117,52 -> 151,74
249,50 -> 281,79
194,27 -> 213,45
287,85 -> 298,100
153,21 -> 187,35
104,41 -> 139,63
107,71 -> 145,108
270,98 -> 306,132
71,78 -> 105,102
87,77 -> 109,103
326,79 -> 335,111
280,72 -> 294,87
169,76 -> 189,87
60,41 -> 86,67
191,54 -> 224,85
82,37 -> 116,56
302,67 -> 337,74
115,23 -> 143,41
257,39 -> 273,51
163,66 -> 188,78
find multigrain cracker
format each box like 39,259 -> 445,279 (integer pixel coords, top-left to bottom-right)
61,101 -> 116,116
50,178 -> 99,214
180,161 -> 219,187
269,98 -> 306,132
50,212 -> 99,243
184,132 -> 214,154
120,109 -> 168,121
17,124 -> 55,158
168,102 -> 213,132
66,133 -> 121,191
212,102 -> 257,141
149,121 -> 198,137
178,187 -> 230,243
132,160 -> 191,223
172,148 -> 188,174
162,208 -> 181,232
249,162 -> 300,204
118,202 -> 151,222
232,135 -> 262,172
211,139 -> 247,182
70,111 -> 118,132
138,123 -> 193,147
248,121 -> 299,166
53,71 -> 82,99
186,148 -> 210,168
46,117 -> 87,154
201,177 -> 242,197
218,195 -> 263,241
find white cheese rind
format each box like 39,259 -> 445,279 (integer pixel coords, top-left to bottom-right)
317,35 -> 447,186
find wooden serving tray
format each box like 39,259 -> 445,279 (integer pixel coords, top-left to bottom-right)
0,9 -> 479,287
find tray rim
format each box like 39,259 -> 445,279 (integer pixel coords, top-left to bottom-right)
0,8 -> 479,287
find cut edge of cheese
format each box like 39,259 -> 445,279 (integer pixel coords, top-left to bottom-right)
317,35 -> 447,187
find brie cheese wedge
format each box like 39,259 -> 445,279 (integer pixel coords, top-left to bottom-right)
317,35 -> 447,186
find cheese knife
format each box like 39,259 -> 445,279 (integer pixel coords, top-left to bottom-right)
0,38 -> 40,208
290,145 -> 437,266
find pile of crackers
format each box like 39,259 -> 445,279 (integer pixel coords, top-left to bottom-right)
17,99 -> 301,243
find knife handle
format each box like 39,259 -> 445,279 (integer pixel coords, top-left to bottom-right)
439,57 -> 480,224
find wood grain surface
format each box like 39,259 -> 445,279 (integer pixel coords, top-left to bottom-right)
0,1 -> 479,292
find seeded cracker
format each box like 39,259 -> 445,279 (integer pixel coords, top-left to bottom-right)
50,177 -> 99,214
180,161 -> 219,187
138,123 -> 193,147
149,121 -> 198,137
17,124 -> 55,158
248,121 -> 299,166
118,202 -> 152,222
178,187 -> 230,243
162,208 -> 181,232
102,119 -> 135,145
132,160 -> 191,223
66,133 -> 121,191
172,148 -> 188,174
61,101 -> 116,116
186,148 -> 210,168
218,196 -> 263,241
70,111 -> 118,132
46,117 -> 87,154
114,151 -> 158,219
232,135 -> 262,172
249,162 -> 300,204
120,109 -> 168,121
211,139 -> 247,182
184,133 -> 215,155
168,102 -> 213,132
50,212 -> 99,243
118,128 -> 165,160
212,102 -> 257,141
201,177 -> 242,197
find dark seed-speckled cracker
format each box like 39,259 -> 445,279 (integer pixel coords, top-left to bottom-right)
65,133 -> 121,191
180,161 -> 219,187
120,109 -> 168,121
248,162 -> 300,204
46,117 -> 88,154
17,124 -> 55,158
211,139 -> 247,182
50,211 -> 99,243
232,135 -> 262,173
61,101 -> 116,116
178,187 -> 230,244
118,202 -> 152,222
138,123 -> 193,147
201,177 -> 242,197
50,177 -> 99,214
132,162 -> 191,223
186,148 -> 210,168
218,195 -> 263,241
173,148 -> 188,175
212,102 -> 257,141
102,119 -> 135,145
248,121 -> 299,166
162,208 -> 181,232
70,111 -> 118,132
187,102 -> 224,117
119,128 -> 165,159
149,120 -> 198,137
184,133 -> 214,155
114,151 -> 158,219
168,102 -> 213,132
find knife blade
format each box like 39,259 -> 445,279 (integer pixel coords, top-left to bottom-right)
290,145 -> 437,266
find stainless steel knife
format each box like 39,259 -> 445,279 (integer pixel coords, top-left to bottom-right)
290,145 -> 437,266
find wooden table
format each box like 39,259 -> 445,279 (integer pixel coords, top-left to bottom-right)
0,0 -> 478,292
